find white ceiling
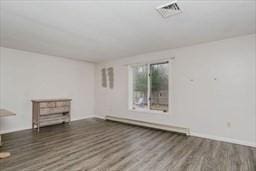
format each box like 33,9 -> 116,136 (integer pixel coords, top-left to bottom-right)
0,0 -> 256,62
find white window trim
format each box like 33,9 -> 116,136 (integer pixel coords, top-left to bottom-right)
128,59 -> 172,114
128,108 -> 168,115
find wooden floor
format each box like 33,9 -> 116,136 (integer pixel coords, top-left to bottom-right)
0,118 -> 255,171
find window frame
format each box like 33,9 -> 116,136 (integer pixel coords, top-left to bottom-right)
128,60 -> 170,114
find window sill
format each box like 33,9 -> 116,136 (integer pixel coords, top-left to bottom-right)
128,108 -> 169,115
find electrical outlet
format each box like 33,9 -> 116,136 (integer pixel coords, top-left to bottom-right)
227,122 -> 231,128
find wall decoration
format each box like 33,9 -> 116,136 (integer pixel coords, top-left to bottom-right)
101,68 -> 107,88
108,67 -> 114,89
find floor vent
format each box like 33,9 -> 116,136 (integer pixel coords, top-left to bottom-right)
156,0 -> 182,18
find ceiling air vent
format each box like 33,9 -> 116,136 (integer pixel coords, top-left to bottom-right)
156,0 -> 182,18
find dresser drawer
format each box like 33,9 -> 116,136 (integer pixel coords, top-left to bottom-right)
40,113 -> 69,122
40,115 -> 69,126
40,102 -> 56,108
56,101 -> 70,107
40,106 -> 70,115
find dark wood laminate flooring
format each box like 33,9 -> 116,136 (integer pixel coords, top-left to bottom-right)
0,118 -> 255,171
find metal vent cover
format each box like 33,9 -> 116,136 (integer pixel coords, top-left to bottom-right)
156,0 -> 182,18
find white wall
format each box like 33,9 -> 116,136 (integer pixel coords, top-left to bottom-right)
0,47 -> 95,133
95,34 -> 256,146
1,34 -> 255,147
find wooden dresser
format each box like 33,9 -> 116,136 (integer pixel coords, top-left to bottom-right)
32,99 -> 71,132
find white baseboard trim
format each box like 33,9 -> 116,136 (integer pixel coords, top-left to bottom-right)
71,115 -> 96,121
105,115 -> 190,135
101,115 -> 256,147
94,115 -> 106,120
2,115 -> 255,148
0,115 -> 96,134
0,126 -> 31,134
191,132 -> 256,148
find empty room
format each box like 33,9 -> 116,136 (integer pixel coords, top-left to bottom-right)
0,0 -> 256,170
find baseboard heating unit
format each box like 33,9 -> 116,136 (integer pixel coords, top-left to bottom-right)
105,115 -> 190,135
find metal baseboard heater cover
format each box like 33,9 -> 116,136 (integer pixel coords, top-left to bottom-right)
105,115 -> 190,135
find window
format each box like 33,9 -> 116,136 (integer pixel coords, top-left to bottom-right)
129,61 -> 169,113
